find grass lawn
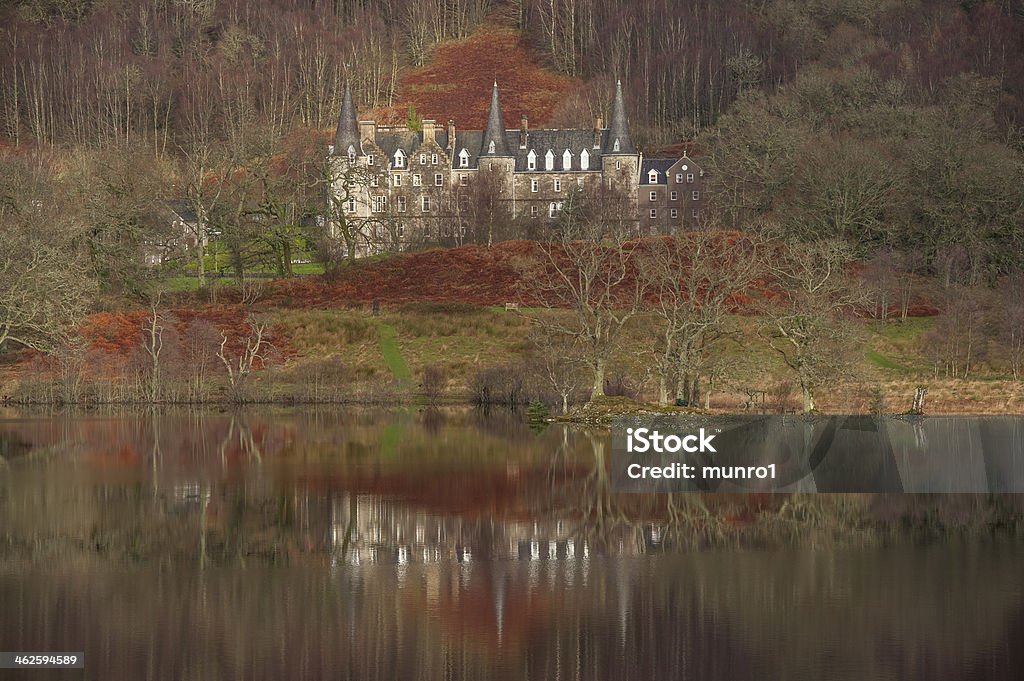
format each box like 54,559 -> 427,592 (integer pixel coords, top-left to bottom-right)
377,322 -> 412,381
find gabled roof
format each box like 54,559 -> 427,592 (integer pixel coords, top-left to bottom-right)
166,199 -> 198,223
370,130 -> 452,167
640,159 -> 676,185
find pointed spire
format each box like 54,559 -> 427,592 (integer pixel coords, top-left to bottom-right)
605,79 -> 636,155
480,82 -> 511,157
334,81 -> 360,157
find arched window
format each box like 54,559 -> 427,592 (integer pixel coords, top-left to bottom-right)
544,150 -> 554,171
580,149 -> 590,170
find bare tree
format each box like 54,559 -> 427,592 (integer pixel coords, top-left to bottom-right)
528,326 -> 584,414
760,238 -> 864,414
217,318 -> 274,402
522,189 -> 646,398
638,231 -> 764,406
0,157 -> 94,353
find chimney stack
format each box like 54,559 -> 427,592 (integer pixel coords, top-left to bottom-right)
447,119 -> 456,152
519,115 -> 529,149
593,116 -> 603,149
358,120 -> 376,144
422,119 -> 436,144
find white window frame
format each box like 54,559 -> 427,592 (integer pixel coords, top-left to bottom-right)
562,149 -> 572,170
676,173 -> 684,183
692,191 -> 700,200
413,174 -> 422,187
530,205 -> 538,218
459,149 -> 469,168
648,170 -> 658,183
420,153 -> 426,164
367,154 -> 374,165
431,153 -> 438,165
670,191 -> 678,201
370,176 -> 379,187
459,174 -> 468,186
397,196 -> 406,212
488,140 -> 496,154
554,179 -> 561,192
687,173 -> 695,183
393,150 -> 405,168
580,148 -> 590,170
422,195 -> 431,211
371,196 -> 387,213
649,208 -> 657,219
613,139 -> 621,152
527,150 -> 537,170
545,150 -> 554,171
649,191 -> 657,201
670,208 -> 678,219
392,174 -> 400,187
434,173 -> 443,186
345,198 -> 355,212
530,179 -> 538,193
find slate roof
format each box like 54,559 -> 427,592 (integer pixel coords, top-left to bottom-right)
480,83 -> 512,157
449,129 -> 612,171
640,159 -> 676,185
334,82 -> 361,156
166,199 -> 197,223
605,80 -> 636,155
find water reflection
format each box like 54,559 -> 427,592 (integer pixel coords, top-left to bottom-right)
0,408 -> 1021,680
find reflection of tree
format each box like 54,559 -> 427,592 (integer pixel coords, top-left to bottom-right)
573,432 -> 635,545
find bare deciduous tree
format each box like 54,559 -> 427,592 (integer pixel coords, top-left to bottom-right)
760,238 -> 863,414
522,189 -> 646,398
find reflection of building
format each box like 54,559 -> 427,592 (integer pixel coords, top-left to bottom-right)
330,81 -> 705,255
328,494 -> 661,566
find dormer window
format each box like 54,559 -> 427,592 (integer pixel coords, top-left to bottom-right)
580,149 -> 590,170
488,140 -> 496,154
393,150 -> 406,168
562,149 -> 572,170
648,169 -> 658,183
527,150 -> 537,171
613,139 -> 621,152
458,149 -> 469,168
347,145 -> 356,161
545,150 -> 554,171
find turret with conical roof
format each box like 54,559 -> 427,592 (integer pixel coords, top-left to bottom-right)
604,80 -> 636,155
334,81 -> 361,157
480,82 -> 512,157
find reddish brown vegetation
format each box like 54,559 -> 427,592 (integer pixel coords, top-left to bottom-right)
374,27 -> 578,128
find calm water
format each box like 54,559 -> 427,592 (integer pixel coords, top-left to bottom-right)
0,408 -> 1021,680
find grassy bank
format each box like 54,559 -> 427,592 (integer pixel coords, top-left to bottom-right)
4,300 -> 1024,414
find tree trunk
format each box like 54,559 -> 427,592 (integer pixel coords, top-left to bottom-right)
658,375 -> 669,407
801,383 -> 815,414
561,392 -> 569,415
591,358 -> 606,399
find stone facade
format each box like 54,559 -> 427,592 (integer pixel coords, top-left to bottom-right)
329,81 -> 704,254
